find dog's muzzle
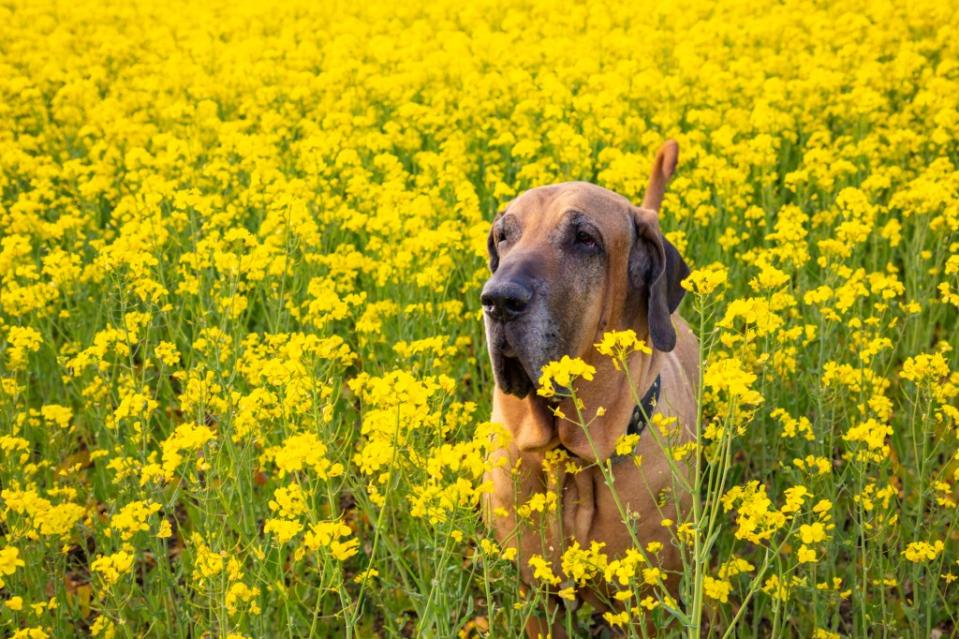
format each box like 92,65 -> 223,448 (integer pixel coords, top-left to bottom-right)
481,279 -> 533,322
482,274 -> 543,397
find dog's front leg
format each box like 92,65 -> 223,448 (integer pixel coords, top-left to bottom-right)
523,599 -> 571,639
564,468 -> 596,545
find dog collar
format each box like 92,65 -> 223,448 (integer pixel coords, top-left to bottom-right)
610,374 -> 661,464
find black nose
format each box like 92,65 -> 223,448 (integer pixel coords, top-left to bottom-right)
481,280 -> 533,322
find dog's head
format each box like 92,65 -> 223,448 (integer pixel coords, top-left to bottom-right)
482,141 -> 689,402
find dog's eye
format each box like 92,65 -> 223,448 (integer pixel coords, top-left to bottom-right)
574,230 -> 598,249
496,228 -> 507,244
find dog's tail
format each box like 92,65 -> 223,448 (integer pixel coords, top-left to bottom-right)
642,139 -> 679,211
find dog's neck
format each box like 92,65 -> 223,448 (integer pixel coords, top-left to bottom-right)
500,346 -> 663,463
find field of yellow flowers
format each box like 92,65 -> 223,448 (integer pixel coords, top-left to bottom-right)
1,0 -> 958,636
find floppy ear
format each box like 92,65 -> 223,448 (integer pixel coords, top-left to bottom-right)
628,139 -> 688,351
628,211 -> 689,351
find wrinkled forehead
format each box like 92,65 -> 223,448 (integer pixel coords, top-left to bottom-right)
506,182 -> 634,235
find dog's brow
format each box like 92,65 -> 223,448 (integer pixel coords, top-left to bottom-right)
496,213 -> 522,240
563,209 -> 598,229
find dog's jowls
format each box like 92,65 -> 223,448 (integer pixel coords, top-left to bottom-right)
481,141 -> 698,637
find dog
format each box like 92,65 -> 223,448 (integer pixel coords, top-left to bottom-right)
480,141 -> 698,637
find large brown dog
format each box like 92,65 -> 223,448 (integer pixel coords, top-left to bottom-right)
481,141 -> 698,636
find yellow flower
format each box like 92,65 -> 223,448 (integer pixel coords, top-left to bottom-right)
799,522 -> 827,545
265,432 -> 343,479
560,541 -> 607,586
5,326 -> 43,370
703,576 -> 732,603
771,409 -> 814,441
843,419 -> 892,463
537,356 -> 596,398
900,353 -> 950,384
718,557 -> 754,579
902,540 -> 945,563
516,491 -> 557,518
353,569 -> 379,585
111,500 -> 162,541
0,546 -> 26,589
264,518 -> 304,545
642,567 -> 662,586
161,423 -> 216,480
594,329 -> 651,364
793,456 -> 832,476
303,521 -> 359,561
1,488 -> 85,539
91,550 -> 135,586
721,481 -> 788,544
268,484 -> 309,519
154,341 -> 181,367
797,545 -> 818,563
191,534 -> 225,579
602,610 -> 630,627
781,485 -> 810,514
225,582 -> 262,616
615,433 -> 640,456
703,357 -> 764,406
682,262 -> 729,296
40,404 -> 72,429
750,260 -> 790,292
527,554 -> 561,586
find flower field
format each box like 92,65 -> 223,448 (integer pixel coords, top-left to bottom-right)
1,0 -> 958,636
